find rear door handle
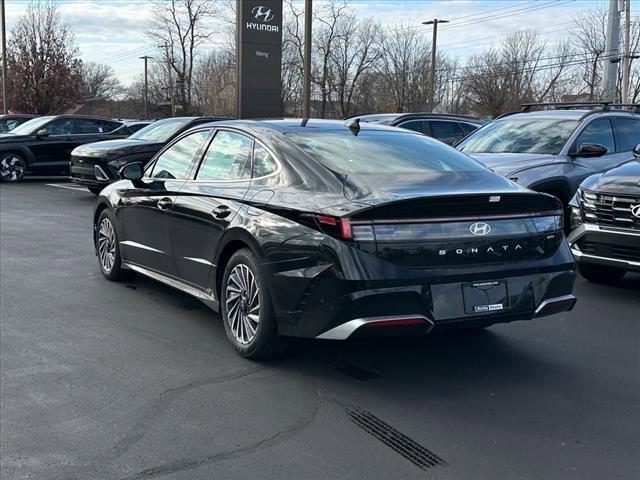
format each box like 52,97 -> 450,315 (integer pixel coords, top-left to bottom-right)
212,205 -> 232,219
157,197 -> 173,211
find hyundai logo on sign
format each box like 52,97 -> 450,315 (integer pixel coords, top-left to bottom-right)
252,6 -> 274,22
469,222 -> 492,236
247,5 -> 278,32
631,204 -> 640,219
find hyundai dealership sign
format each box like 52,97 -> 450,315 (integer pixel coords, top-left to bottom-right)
237,0 -> 283,118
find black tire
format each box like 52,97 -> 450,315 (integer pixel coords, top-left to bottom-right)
577,263 -> 626,283
0,152 -> 27,183
95,210 -> 131,281
220,248 -> 288,359
88,187 -> 103,195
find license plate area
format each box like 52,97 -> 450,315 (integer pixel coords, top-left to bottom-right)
463,280 -> 509,314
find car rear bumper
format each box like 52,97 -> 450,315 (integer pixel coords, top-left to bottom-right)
567,223 -> 640,272
268,244 -> 577,339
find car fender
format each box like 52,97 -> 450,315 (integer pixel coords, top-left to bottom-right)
0,143 -> 35,166
513,162 -> 593,200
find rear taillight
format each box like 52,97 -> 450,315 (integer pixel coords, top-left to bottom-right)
308,214 -> 354,240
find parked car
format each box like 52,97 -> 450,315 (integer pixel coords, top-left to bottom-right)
567,144 -> 640,282
456,103 -> 640,227
351,113 -> 482,145
70,116 -> 228,194
92,118 -> 576,359
0,114 -> 38,133
108,120 -> 154,137
0,115 -> 123,182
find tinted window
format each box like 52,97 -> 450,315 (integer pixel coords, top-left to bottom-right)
45,118 -> 75,135
459,119 -> 579,155
574,119 -> 615,153
150,131 -> 210,180
0,119 -> 21,132
76,119 -> 103,134
615,117 -> 640,152
196,131 -> 252,181
398,120 -> 424,133
429,121 -> 464,144
253,143 -> 278,177
289,131 -> 486,174
460,122 -> 479,135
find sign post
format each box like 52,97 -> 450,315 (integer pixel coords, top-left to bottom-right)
236,0 -> 283,119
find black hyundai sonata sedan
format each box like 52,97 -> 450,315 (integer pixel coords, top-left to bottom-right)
93,119 -> 576,358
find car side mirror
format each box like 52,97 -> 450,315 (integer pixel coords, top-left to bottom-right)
36,129 -> 49,138
570,143 -> 608,158
119,162 -> 143,181
633,144 -> 640,159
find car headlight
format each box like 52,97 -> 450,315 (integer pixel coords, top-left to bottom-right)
570,206 -> 582,230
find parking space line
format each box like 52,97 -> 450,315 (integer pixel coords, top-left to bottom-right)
46,183 -> 88,192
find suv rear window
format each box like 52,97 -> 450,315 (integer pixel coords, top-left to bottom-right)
288,131 -> 486,174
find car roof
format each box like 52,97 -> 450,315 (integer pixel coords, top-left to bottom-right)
496,109 -> 639,121
354,112 -> 482,124
0,114 -> 38,119
196,118 -> 420,134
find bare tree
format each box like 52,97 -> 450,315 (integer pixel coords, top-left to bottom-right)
378,24 -> 429,112
192,50 -> 236,116
330,18 -> 382,117
5,1 -> 83,114
146,0 -> 218,110
570,7 -> 607,100
80,63 -> 122,101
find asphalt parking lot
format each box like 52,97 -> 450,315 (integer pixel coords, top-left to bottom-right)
1,180 -> 639,480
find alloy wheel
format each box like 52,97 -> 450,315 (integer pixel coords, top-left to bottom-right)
98,218 -> 116,273
225,263 -> 261,345
0,156 -> 25,182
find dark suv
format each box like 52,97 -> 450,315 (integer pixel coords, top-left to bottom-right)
351,113 -> 482,145
567,145 -> 640,282
70,116 -> 227,194
0,115 -> 123,182
456,103 -> 640,223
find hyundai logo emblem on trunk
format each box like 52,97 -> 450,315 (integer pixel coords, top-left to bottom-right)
631,204 -> 640,218
252,6 -> 274,22
470,222 -> 491,236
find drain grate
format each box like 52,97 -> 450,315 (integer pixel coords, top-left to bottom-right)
335,363 -> 379,381
345,408 -> 447,470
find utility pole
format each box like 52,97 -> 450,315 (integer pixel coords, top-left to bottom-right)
139,55 -> 153,119
303,0 -> 312,118
422,18 -> 449,112
159,43 -> 175,116
1,0 -> 7,114
621,0 -> 632,104
602,0 -> 621,102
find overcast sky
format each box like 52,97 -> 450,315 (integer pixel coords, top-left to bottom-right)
4,0 -> 638,85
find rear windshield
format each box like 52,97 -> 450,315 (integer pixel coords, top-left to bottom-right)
288,131 -> 486,174
459,119 -> 579,155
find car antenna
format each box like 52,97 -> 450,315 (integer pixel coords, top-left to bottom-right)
345,117 -> 360,135
301,118 -> 309,127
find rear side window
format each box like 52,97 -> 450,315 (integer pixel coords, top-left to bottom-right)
196,131 -> 253,181
614,117 -> 640,152
76,119 -> 103,134
428,121 -> 464,144
574,119 -> 615,153
289,131 -> 486,174
460,122 -> 479,135
252,144 -> 278,177
150,130 -> 210,180
397,120 -> 424,133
